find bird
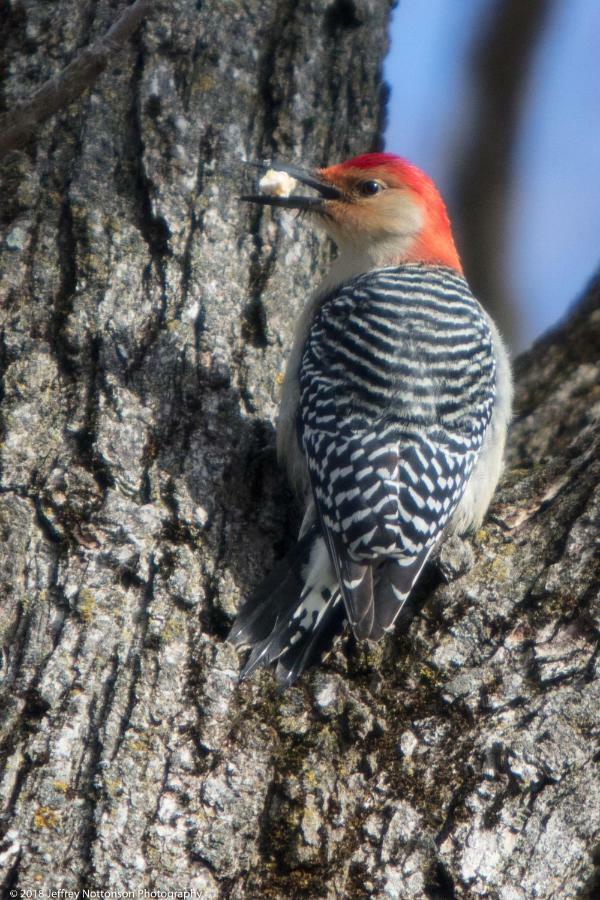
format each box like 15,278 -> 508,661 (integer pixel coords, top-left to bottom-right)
228,152 -> 512,687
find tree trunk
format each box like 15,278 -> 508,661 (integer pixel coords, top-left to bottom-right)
0,2 -> 598,898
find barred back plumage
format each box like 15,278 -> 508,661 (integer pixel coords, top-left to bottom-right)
230,264 -> 500,685
300,264 -> 495,549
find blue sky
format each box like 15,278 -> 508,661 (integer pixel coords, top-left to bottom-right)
384,0 -> 600,351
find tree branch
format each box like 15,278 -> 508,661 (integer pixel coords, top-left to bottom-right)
453,0 -> 550,347
0,0 -> 152,159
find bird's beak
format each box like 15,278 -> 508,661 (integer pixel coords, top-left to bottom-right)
241,161 -> 341,211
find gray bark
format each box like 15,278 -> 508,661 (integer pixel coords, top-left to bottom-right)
0,2 -> 598,898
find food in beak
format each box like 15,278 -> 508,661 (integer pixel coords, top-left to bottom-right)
258,168 -> 298,198
241,161 -> 342,211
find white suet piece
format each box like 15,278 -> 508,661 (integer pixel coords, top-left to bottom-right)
259,168 -> 297,198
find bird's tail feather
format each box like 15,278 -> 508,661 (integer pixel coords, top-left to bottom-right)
227,525 -> 318,650
274,594 -> 345,687
228,526 -> 342,684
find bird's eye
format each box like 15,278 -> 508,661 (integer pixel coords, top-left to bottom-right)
360,180 -> 383,196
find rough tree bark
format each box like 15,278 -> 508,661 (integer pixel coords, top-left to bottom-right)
0,2 -> 598,898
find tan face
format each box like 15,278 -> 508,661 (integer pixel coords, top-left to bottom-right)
316,165 -> 425,252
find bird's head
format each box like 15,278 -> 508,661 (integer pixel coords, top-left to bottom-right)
243,153 -> 462,273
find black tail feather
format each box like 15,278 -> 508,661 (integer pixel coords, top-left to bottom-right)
228,524 -> 346,683
228,525 -> 318,649
274,593 -> 346,687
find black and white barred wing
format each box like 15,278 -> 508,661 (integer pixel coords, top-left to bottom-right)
299,265 -> 496,640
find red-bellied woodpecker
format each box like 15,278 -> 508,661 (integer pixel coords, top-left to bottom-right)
229,153 -> 512,686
